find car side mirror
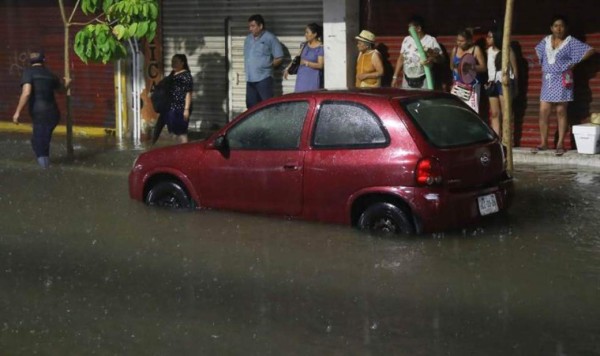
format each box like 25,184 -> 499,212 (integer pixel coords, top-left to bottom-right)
212,134 -> 230,158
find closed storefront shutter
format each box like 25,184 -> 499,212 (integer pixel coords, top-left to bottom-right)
162,0 -> 322,134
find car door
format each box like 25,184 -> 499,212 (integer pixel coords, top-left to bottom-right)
303,100 -> 393,223
198,100 -> 311,216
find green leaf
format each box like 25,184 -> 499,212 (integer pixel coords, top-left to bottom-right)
113,24 -> 126,40
149,3 -> 158,19
102,0 -> 114,14
116,42 -> 128,57
80,0 -> 89,14
136,21 -> 148,38
127,23 -> 138,37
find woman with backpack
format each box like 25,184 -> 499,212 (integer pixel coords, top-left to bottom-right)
152,54 -> 193,144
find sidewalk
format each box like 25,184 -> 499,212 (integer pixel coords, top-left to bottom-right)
512,147 -> 600,167
1,132 -> 599,169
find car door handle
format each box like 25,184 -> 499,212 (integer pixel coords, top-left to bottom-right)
283,163 -> 300,171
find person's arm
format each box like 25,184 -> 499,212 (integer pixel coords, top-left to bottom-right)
358,51 -> 384,81
449,47 -> 457,71
301,47 -> 324,70
429,39 -> 444,64
12,83 -> 32,124
301,56 -> 324,70
509,49 -> 518,80
271,35 -> 285,68
183,91 -> 192,121
57,77 -> 72,93
272,57 -> 283,68
372,52 -> 384,79
474,46 -> 487,73
580,48 -> 596,64
392,53 -> 404,87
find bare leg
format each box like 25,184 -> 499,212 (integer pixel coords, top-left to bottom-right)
489,96 -> 501,137
177,134 -> 188,144
538,101 -> 552,148
555,102 -> 568,149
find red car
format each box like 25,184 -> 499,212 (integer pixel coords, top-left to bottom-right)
129,89 -> 513,234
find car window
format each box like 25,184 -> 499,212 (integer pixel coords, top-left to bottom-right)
402,97 -> 495,148
312,101 -> 388,148
227,101 -> 309,150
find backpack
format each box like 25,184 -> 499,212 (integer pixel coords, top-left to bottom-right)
151,74 -> 173,113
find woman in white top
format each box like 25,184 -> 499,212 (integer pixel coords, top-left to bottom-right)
485,28 -> 518,138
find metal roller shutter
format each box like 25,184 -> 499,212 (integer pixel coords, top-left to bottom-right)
162,0 -> 323,134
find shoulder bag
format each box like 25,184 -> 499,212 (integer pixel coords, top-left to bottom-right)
287,42 -> 306,75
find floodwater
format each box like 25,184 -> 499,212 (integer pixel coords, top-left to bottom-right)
0,136 -> 599,355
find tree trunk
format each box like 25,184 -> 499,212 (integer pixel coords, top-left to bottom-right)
501,0 -> 515,173
58,0 -> 74,157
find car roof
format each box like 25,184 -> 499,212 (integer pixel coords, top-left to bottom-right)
277,88 -> 443,102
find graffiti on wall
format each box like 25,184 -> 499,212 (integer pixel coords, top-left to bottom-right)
8,50 -> 31,77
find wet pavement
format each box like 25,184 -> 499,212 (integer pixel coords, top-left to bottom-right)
0,133 -> 599,355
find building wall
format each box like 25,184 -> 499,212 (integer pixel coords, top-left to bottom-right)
360,0 -> 600,37
363,0 -> 600,148
0,2 -> 115,130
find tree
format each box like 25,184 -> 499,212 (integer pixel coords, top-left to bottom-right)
72,0 -> 158,64
58,0 -> 158,154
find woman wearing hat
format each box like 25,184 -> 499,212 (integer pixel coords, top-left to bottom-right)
355,30 -> 383,88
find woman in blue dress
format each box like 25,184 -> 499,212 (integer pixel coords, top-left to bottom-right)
284,23 -> 324,92
533,15 -> 595,155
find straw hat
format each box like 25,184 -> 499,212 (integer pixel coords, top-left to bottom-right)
355,30 -> 376,44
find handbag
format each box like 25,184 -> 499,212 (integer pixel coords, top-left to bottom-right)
287,42 -> 306,75
450,81 -> 473,101
562,69 -> 573,88
288,56 -> 301,75
484,81 -> 498,96
404,74 -> 426,88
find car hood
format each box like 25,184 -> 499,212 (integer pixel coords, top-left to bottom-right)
134,141 -> 208,171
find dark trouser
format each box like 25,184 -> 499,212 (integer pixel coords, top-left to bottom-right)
31,122 -> 57,158
246,77 -> 273,109
151,113 -> 166,144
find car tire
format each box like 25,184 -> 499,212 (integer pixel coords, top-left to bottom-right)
357,202 -> 415,235
145,181 -> 195,209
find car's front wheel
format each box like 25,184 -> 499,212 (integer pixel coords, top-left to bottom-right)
145,181 -> 194,209
357,202 -> 415,235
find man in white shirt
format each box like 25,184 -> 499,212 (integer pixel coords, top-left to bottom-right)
392,16 -> 442,89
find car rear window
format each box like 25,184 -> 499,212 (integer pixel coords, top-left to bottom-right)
401,97 -> 495,148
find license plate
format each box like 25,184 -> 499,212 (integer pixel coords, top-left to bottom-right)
478,193 -> 499,216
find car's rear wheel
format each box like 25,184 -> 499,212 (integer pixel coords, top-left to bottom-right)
145,181 -> 194,209
357,202 -> 415,235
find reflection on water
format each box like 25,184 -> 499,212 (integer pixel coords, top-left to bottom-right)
0,152 -> 599,354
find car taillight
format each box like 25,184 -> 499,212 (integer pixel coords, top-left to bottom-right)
415,157 -> 443,186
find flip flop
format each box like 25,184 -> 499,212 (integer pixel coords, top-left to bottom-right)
531,145 -> 548,154
555,147 -> 565,156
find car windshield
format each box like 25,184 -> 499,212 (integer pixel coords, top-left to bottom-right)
401,97 -> 495,148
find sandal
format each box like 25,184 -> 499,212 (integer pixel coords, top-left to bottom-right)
531,145 -> 548,154
555,147 -> 565,156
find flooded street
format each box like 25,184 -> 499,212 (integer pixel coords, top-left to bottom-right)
1,136 -> 599,355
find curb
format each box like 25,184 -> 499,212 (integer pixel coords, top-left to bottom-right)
512,147 -> 600,167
